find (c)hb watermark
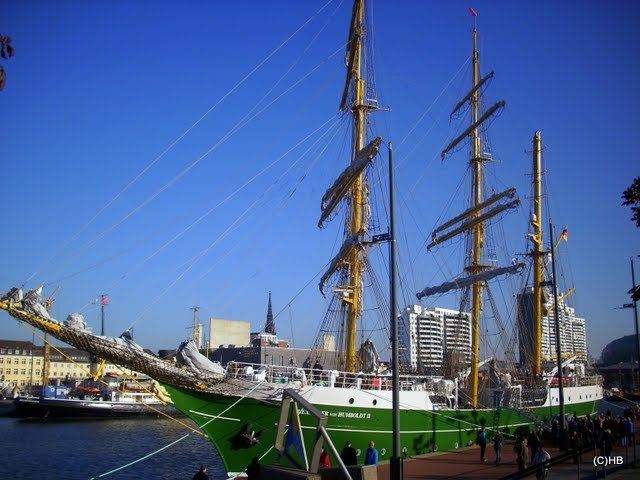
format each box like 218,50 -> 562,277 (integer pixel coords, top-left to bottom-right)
593,455 -> 624,467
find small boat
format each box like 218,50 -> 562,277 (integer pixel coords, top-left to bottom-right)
0,398 -> 16,417
13,375 -> 180,420
13,395 -> 179,420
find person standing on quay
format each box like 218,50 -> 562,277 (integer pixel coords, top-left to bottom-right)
319,446 -> 331,468
477,427 -> 487,462
340,441 -> 358,466
364,441 -> 379,465
493,432 -> 503,465
514,434 -> 529,471
192,464 -> 208,480
532,444 -> 551,480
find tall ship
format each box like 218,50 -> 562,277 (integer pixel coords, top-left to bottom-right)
1,1 -> 600,476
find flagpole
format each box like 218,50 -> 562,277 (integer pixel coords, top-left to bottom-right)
549,221 -> 567,450
101,294 -> 108,336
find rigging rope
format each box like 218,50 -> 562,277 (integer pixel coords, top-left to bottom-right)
90,380 -> 267,478
24,0 -> 339,288
17,320 -> 201,435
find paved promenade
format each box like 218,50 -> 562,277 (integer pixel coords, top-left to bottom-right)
374,439 -> 638,479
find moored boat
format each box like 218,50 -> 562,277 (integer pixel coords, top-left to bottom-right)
13,375 -> 181,420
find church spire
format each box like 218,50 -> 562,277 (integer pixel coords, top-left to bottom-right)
264,291 -> 276,335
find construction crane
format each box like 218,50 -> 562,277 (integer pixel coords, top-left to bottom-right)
548,287 -> 576,312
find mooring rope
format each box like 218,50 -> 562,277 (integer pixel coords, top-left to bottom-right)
89,380 -> 267,478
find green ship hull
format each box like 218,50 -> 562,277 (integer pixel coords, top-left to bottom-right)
162,383 -> 601,476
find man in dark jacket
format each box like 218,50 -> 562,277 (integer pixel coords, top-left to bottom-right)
192,464 -> 208,480
340,441 -> 358,465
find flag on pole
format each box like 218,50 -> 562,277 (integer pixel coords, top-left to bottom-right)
284,404 -> 309,470
469,7 -> 478,17
101,296 -> 109,305
561,228 -> 568,241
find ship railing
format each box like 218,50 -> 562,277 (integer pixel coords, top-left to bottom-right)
227,362 -> 430,391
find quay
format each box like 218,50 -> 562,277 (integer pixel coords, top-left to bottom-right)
261,434 -> 639,480
374,437 -> 639,480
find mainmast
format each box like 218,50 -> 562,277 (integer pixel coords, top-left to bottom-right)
466,25 -> 485,408
531,132 -> 544,376
318,0 -> 381,372
419,13 -> 522,407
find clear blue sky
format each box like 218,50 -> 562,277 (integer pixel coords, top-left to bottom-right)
1,0 -> 638,361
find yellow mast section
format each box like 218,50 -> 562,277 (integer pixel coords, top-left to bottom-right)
318,0 -> 380,372
345,0 -> 366,372
532,132 -> 544,376
467,26 -> 484,407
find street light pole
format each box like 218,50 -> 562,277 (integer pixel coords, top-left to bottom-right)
549,221 -> 567,450
630,257 -> 640,389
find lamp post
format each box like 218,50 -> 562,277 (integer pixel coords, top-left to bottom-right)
618,257 -> 640,389
546,221 -> 567,450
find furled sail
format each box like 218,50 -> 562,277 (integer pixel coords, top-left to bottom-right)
416,262 -> 525,300
339,0 -> 364,112
319,235 -> 360,295
450,71 -> 494,118
441,100 -> 506,160
318,136 -> 382,228
428,194 -> 520,249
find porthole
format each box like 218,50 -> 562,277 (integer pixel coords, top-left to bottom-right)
380,448 -> 386,456
433,445 -> 438,452
356,449 -> 362,457
454,442 -> 459,449
349,398 -> 354,404
372,399 -> 377,406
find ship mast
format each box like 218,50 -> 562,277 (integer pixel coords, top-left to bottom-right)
466,25 -> 485,408
318,0 -> 381,373
531,132 -> 544,376
419,14 -> 522,407
345,0 -> 366,372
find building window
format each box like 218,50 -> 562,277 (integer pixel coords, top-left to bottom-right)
21,359 -> 26,365
20,380 -> 26,386
21,369 -> 26,375
35,370 -> 40,376
13,369 -> 18,375
36,359 -> 41,365
0,358 -> 3,364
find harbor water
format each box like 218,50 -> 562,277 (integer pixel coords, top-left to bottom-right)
0,416 -> 226,479
1,399 -> 634,479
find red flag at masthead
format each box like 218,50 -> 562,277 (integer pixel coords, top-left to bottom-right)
469,7 -> 478,17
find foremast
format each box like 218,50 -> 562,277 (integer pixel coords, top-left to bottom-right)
318,0 -> 381,372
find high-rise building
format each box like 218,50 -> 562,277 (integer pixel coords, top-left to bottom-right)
400,305 -> 471,373
517,287 -> 588,365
